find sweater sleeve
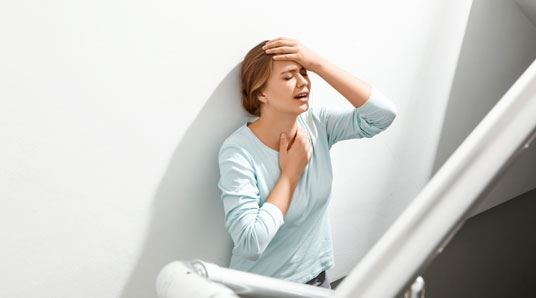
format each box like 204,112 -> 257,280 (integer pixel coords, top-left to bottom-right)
317,87 -> 398,149
217,143 -> 285,261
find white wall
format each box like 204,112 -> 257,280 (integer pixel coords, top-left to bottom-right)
432,0 -> 536,218
0,1 -> 472,297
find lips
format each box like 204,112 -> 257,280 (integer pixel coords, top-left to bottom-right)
294,94 -> 309,102
294,91 -> 309,102
294,91 -> 309,98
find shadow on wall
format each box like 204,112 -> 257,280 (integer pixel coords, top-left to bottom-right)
119,63 -> 255,298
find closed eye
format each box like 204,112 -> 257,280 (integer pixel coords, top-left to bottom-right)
284,72 -> 308,80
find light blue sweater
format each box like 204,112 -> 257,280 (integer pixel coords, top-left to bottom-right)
217,87 -> 398,284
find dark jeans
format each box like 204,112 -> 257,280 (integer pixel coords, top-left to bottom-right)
305,270 -> 331,289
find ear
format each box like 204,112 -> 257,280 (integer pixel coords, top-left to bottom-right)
257,92 -> 268,104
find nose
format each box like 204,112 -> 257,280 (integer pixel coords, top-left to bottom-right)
296,73 -> 308,87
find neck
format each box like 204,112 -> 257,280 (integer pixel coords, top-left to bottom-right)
251,111 -> 300,151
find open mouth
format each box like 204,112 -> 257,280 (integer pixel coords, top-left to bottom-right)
294,92 -> 309,102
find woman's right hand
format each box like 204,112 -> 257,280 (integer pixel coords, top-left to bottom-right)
279,126 -> 312,182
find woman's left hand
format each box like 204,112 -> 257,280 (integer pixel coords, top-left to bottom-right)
262,37 -> 324,72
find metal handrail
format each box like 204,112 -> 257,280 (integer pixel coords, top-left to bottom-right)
156,259 -> 334,298
157,58 -> 536,298
156,259 -> 425,298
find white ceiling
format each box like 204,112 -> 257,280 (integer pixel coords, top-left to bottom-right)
515,0 -> 536,28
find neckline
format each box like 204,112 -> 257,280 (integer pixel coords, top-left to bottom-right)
245,114 -> 306,155
245,122 -> 279,154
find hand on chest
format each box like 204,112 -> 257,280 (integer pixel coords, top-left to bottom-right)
256,152 -> 333,225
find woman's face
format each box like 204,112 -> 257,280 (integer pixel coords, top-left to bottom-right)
258,60 -> 311,116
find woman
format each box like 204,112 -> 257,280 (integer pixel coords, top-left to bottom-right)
217,37 -> 398,289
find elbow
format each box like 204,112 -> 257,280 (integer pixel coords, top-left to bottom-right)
364,111 -> 397,137
243,250 -> 262,262
236,230 -> 266,261
226,205 -> 283,262
372,111 -> 398,133
386,108 -> 398,127
237,216 -> 279,261
233,240 -> 262,261
391,105 -> 398,120
380,105 -> 398,130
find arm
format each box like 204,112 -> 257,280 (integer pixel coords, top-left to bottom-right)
218,144 -> 290,261
262,37 -> 397,146
311,55 -> 398,145
316,86 -> 399,148
263,37 -> 372,108
266,128 -> 312,217
265,172 -> 299,218
310,57 -> 373,109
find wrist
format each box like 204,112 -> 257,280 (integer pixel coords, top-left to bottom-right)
280,172 -> 299,187
309,56 -> 329,74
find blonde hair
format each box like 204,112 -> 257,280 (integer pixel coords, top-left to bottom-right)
241,40 -> 274,117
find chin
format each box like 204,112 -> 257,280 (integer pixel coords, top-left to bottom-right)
298,103 -> 309,113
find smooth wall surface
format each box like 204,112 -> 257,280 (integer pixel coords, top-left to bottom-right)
431,0 -> 536,217
0,1 -> 473,297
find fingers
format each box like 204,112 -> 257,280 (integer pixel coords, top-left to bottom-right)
266,37 -> 290,44
264,46 -> 297,54
282,127 -> 310,151
296,126 -> 304,140
272,54 -> 299,61
263,38 -> 296,50
293,127 -> 307,147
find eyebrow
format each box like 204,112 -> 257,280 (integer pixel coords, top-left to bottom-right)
280,66 -> 306,75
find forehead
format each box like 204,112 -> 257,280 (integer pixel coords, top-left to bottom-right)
272,60 -> 304,73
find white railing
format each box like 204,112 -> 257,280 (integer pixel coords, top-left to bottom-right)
156,58 -> 536,298
156,259 -> 335,298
